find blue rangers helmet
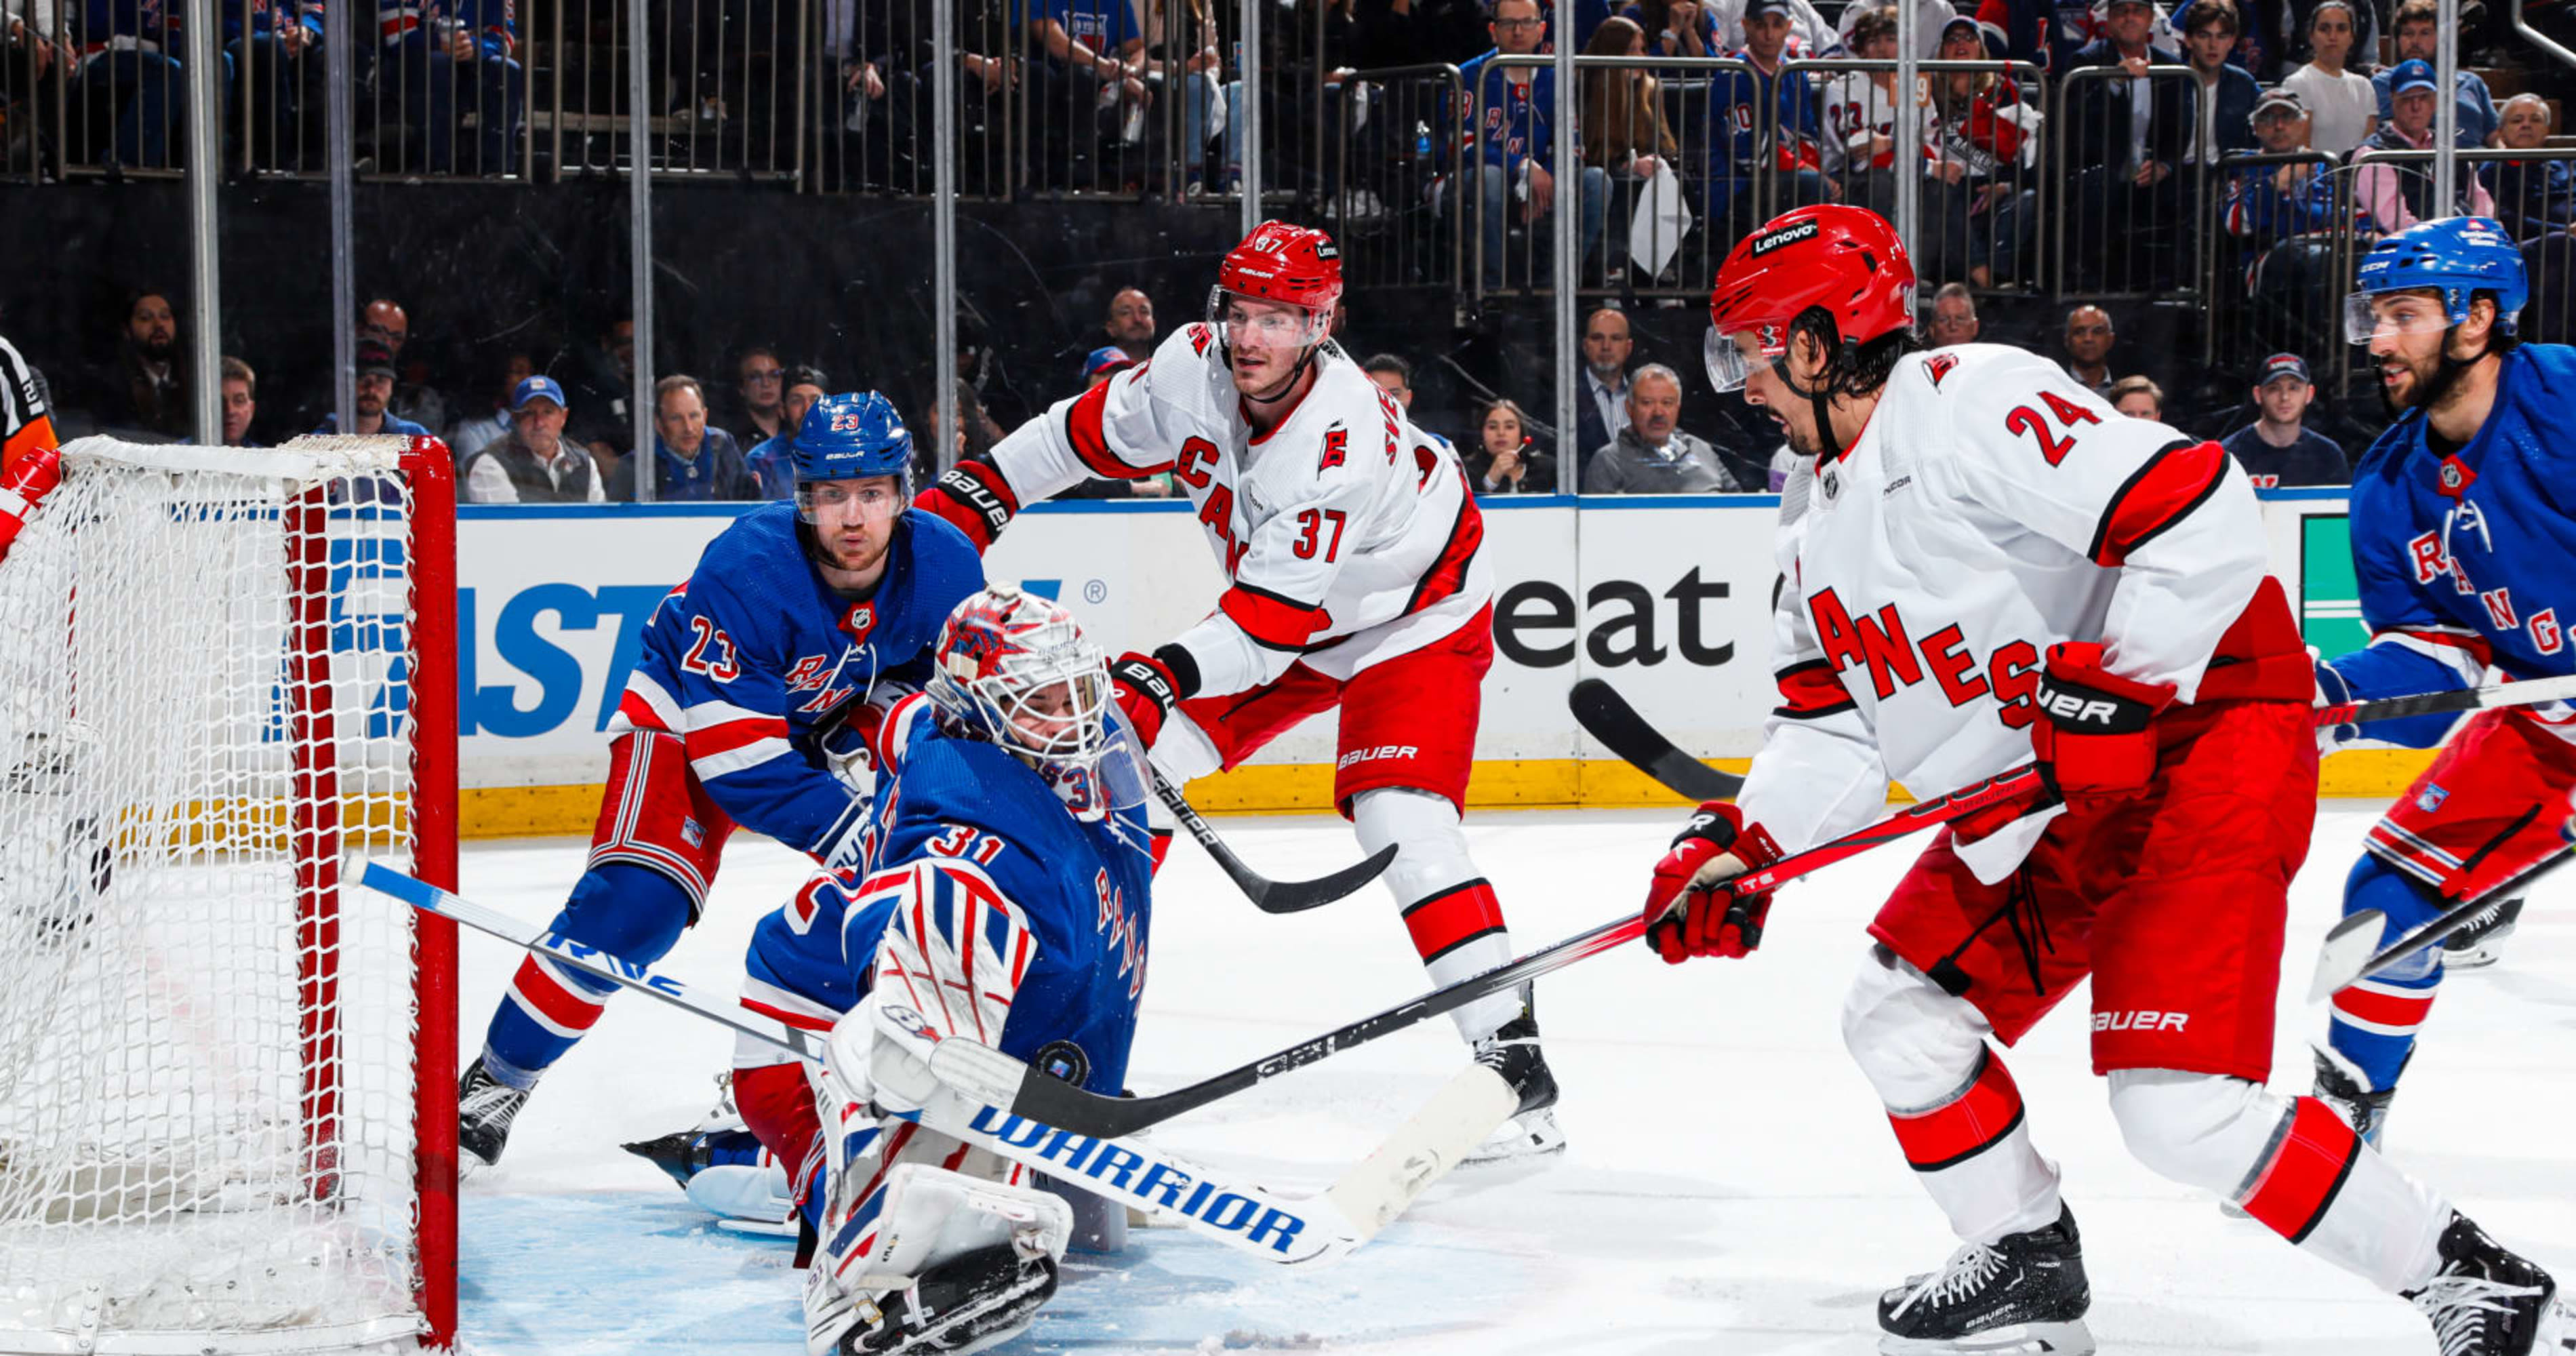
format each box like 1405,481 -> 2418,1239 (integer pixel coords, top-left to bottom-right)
791,391 -> 913,490
2346,217 -> 2527,344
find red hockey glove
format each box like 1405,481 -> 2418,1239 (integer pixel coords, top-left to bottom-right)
2030,641 -> 2176,812
911,460 -> 1019,554
1641,801 -> 1784,964
1108,647 -> 1194,751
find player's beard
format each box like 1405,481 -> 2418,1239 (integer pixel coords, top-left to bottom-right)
820,527 -> 890,579
2376,343 -> 2459,420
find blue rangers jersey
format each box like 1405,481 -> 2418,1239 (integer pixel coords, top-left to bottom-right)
374,0 -> 516,58
739,698 -> 1156,1100
2321,343 -> 2576,747
611,504 -> 984,860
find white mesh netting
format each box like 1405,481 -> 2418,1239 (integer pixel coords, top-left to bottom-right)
0,437 -> 435,1355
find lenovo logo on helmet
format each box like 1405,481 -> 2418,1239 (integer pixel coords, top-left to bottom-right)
1749,219 -> 1819,256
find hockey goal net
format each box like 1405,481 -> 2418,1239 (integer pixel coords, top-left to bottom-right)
0,435 -> 457,1354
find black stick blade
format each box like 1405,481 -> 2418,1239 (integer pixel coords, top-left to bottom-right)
1247,843 -> 1400,915
1568,678 -> 1745,803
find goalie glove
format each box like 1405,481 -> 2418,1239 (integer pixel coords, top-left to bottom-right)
1641,801 -> 1784,963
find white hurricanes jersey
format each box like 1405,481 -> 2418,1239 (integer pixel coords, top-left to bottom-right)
1739,342 -> 2303,881
983,325 -> 1489,696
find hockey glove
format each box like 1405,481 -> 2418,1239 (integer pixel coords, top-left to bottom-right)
912,459 -> 1020,554
1641,801 -> 1784,964
2312,650 -> 2363,755
2030,641 -> 2175,812
1109,647 -> 1196,751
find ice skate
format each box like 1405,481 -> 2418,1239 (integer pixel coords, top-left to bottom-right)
2404,1212 -> 2576,1356
1879,1205 -> 2093,1356
1463,1004 -> 1565,1163
2442,897 -> 2525,970
458,1056 -> 533,1173
2314,1044 -> 2402,1149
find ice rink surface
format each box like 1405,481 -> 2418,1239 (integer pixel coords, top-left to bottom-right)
449,803 -> 2576,1355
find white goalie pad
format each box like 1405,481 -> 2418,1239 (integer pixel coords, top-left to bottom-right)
841,1163 -> 1073,1289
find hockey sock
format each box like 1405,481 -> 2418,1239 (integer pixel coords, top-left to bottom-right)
481,862 -> 697,1081
2327,856 -> 2449,1093
2235,1093 -> 2449,1292
1353,788 -> 1516,1040
1884,1048 -> 2064,1243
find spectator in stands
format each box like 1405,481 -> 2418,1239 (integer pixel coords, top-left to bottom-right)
1140,0 -> 1226,191
2220,352 -> 2350,485
220,355 -> 258,447
446,350 -> 533,468
2225,88 -> 2343,262
1586,364 -> 1748,493
70,0 -> 203,170
2484,94 -> 2575,241
1575,306 -> 1634,462
1834,0 -> 1954,56
2373,0 -> 2499,148
359,298 -> 451,434
609,375 -> 759,501
1925,13 -> 2038,287
1361,353 -> 1456,454
2066,0 -> 2190,290
728,347 -> 790,449
2357,61 -> 2497,232
746,365 -> 828,500
2064,305 -> 2118,397
359,0 -> 522,175
1702,0 -> 1834,56
1705,0 -> 1833,237
1467,397 -> 1557,494
1455,0 -> 1611,289
1623,0 -> 1718,56
314,341 -> 433,438
567,317 -> 637,463
2175,0 -> 2287,80
9,1 -> 73,83
1022,0 -> 1152,181
2278,0 -> 2375,155
1104,287 -> 1156,363
101,289 -> 187,437
2108,374 -> 2165,418
1822,9 -> 1911,216
460,376 -> 603,504
223,0 -> 319,170
1580,18 -> 1682,281
2179,0 -> 2260,170
1929,283 -> 1981,347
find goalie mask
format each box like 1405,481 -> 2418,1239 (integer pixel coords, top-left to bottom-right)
925,588 -> 1144,822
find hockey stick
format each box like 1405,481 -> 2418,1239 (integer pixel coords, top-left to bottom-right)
929,765 -> 2057,1140
2305,842 -> 2574,1002
1153,772 -> 1398,914
1569,678 -> 1745,802
1577,673 -> 2576,804
358,860 -> 1509,1267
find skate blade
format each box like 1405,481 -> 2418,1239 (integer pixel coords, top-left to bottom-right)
2541,1295 -> 2576,1354
2440,942 -> 2507,970
1459,1106 -> 1567,1167
1879,1320 -> 2095,1356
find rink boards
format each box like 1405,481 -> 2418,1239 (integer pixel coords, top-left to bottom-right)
444,491 -> 2414,836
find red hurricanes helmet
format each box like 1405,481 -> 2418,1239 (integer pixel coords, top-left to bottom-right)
1209,220 -> 1343,348
1704,205 -> 1915,393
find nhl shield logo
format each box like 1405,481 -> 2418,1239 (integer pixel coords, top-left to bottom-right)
2417,784 -> 2449,814
1821,468 -> 1840,502
841,600 -> 878,643
2437,455 -> 2476,498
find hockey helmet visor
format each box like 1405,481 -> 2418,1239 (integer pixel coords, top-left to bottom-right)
2343,216 -> 2526,344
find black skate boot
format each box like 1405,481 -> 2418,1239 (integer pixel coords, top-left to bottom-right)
1878,1204 -> 2093,1356
1464,1002 -> 1565,1163
2443,896 -> 2526,970
458,1056 -> 533,1172
805,1243 -> 1060,1355
2314,1045 -> 2402,1149
2405,1212 -> 2576,1356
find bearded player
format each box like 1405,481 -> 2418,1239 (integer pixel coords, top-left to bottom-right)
2309,218 -> 2576,1146
913,220 -> 1560,1160
1640,205 -> 2571,1355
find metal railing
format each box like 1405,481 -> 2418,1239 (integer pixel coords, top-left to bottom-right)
1792,56 -> 2048,295
2195,150 -> 2354,381
1321,63 -> 1464,297
2048,63 -> 2205,301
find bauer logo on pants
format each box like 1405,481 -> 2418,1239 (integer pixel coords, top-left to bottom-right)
2092,1010 -> 2189,1033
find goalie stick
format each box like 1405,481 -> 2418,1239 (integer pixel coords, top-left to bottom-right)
806,689 -> 1395,915
1576,673 -> 2576,803
1154,772 -> 1397,913
2306,842 -> 2575,1002
358,861 -> 1508,1267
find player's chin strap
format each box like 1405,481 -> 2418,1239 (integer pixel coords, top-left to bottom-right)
1782,331 -> 1859,464
1239,339 -> 1327,410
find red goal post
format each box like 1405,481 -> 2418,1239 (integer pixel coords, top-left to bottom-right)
0,433 -> 457,1354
